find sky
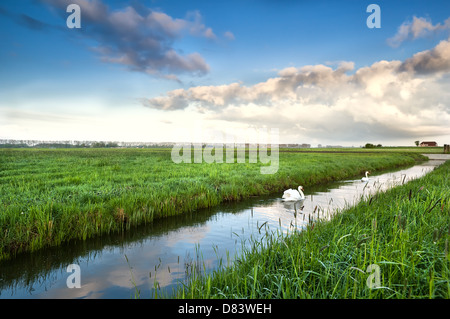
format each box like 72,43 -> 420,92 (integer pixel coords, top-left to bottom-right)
1,0 -> 450,146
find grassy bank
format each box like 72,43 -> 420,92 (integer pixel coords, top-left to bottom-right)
174,160 -> 450,299
0,148 -> 425,261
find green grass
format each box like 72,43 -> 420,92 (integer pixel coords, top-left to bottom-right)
173,160 -> 450,299
0,148 -> 426,261
280,146 -> 444,154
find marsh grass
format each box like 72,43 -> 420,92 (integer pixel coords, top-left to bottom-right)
173,161 -> 450,299
0,148 -> 425,261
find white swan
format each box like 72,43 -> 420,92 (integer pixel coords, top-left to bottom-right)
361,171 -> 370,182
282,186 -> 305,201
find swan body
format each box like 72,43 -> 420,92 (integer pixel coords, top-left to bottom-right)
282,186 -> 305,201
361,171 -> 370,182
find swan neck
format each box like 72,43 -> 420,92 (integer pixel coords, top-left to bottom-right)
298,189 -> 305,199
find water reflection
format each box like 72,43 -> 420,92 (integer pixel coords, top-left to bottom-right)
0,161 -> 442,299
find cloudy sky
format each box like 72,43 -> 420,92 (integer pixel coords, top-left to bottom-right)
1,0 -> 450,146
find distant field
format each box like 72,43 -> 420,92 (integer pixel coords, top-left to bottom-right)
279,146 -> 444,154
0,148 -> 426,260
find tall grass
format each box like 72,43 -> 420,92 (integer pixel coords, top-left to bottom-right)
173,160 -> 450,299
0,148 -> 425,261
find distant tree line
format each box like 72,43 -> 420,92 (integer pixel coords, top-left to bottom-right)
0,139 -> 176,149
364,143 -> 382,148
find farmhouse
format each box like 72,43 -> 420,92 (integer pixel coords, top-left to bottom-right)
420,141 -> 437,147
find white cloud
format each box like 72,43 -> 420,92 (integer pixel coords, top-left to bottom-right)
40,0 -> 215,80
387,16 -> 450,47
224,31 -> 235,40
141,39 -> 450,144
399,37 -> 450,74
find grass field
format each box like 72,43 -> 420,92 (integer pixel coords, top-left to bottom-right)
173,160 -> 450,299
279,146 -> 443,153
0,148 -> 427,261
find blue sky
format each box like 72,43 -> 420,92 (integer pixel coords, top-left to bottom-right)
1,0 -> 450,146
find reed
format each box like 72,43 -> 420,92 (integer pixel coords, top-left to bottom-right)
173,160 -> 450,299
0,148 -> 425,261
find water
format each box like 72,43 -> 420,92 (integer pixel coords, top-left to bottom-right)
0,160 -> 443,299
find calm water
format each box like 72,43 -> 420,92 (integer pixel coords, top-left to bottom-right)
0,160 -> 443,299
